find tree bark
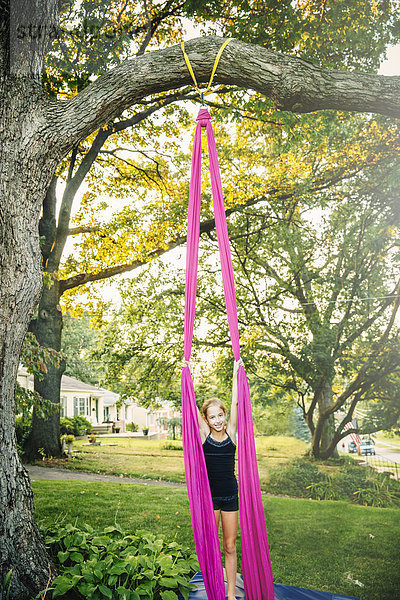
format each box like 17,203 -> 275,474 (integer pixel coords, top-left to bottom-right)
311,382 -> 339,459
24,280 -> 65,461
0,82 -> 59,598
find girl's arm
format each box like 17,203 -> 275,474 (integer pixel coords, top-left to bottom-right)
227,359 -> 243,440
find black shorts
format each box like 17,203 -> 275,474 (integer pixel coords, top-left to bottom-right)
212,494 -> 239,512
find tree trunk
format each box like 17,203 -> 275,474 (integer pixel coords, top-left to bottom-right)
311,381 -> 339,459
24,281 -> 65,461
0,72 -> 60,596
24,174 -> 66,460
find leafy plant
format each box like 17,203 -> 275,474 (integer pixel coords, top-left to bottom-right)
39,523 -> 198,600
0,570 -> 12,600
268,459 -> 325,497
16,332 -> 63,420
267,458 -> 400,507
126,422 -> 139,432
353,472 -> 400,507
60,416 -> 92,436
306,475 -> 338,501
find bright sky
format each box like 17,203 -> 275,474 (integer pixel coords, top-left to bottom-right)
379,44 -> 400,75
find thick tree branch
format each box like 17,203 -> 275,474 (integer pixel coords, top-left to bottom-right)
51,36 -> 400,158
67,226 -> 99,236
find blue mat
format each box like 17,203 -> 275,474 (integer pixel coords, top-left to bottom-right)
181,572 -> 362,600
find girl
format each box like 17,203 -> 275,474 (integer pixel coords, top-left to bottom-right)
197,359 -> 243,600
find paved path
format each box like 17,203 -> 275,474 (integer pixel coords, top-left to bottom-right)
26,464 -> 185,487
374,443 -> 400,464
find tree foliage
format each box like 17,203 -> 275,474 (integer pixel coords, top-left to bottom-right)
88,105 -> 400,457
16,333 -> 62,420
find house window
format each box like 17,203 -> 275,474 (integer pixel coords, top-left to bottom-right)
60,396 -> 67,418
73,397 -> 90,417
104,406 -> 110,422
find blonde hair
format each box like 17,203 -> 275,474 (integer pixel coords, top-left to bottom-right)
202,397 -> 227,421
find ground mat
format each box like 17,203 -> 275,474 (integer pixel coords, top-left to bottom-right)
181,572 -> 362,600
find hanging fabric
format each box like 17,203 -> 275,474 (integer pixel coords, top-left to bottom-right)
181,103 -> 275,600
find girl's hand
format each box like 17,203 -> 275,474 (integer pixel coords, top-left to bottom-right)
233,358 -> 244,375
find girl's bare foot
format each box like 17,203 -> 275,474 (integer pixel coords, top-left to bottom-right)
227,595 -> 237,600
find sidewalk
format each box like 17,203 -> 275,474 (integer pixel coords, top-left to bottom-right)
26,464 -> 185,487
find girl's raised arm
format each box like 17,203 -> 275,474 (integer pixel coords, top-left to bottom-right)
227,359 -> 243,440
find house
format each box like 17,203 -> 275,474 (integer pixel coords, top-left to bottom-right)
17,367 -> 181,438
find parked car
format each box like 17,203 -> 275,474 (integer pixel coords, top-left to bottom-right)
360,439 -> 376,455
348,441 -> 357,453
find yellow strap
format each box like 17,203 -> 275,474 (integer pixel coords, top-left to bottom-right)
181,38 -> 233,101
181,41 -> 199,90
204,38 -> 232,93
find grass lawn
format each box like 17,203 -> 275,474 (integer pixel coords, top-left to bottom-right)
38,435 -> 308,487
374,432 -> 400,449
32,479 -> 400,600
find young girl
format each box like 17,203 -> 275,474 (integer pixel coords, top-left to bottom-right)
197,359 -> 243,600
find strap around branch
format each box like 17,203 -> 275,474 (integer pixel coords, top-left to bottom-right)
181,38 -> 233,102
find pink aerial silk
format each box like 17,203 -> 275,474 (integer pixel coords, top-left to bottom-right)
181,108 -> 275,600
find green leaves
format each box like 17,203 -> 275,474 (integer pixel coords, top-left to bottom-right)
42,523 -> 196,600
160,592 -> 179,600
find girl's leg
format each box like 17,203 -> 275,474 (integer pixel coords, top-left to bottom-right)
214,509 -> 221,530
221,510 -> 238,600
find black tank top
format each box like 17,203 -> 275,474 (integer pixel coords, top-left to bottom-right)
203,432 -> 238,498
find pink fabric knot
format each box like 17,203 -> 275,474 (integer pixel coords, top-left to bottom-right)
196,108 -> 211,127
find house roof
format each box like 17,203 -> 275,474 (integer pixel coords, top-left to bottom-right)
60,374 -> 103,393
18,366 -> 120,405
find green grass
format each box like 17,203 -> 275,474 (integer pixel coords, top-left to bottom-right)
38,435 -> 308,486
32,479 -> 400,600
374,432 -> 400,449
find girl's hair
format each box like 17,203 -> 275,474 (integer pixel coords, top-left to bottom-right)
202,397 -> 227,420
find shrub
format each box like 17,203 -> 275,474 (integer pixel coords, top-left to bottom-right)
352,471 -> 400,507
15,415 -> 31,447
37,523 -> 197,600
162,442 -> 183,451
61,416 -> 92,436
126,422 -> 139,432
267,457 -> 400,507
306,475 -> 338,500
268,458 -> 325,497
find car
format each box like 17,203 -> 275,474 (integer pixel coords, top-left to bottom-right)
360,440 -> 376,456
348,441 -> 357,453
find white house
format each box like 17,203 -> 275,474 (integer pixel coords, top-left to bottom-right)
17,367 -> 180,437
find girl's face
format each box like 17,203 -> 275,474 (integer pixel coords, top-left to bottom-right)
206,405 -> 227,433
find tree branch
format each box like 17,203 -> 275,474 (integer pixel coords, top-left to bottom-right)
51,36 -> 400,159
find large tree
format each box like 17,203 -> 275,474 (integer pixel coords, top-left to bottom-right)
2,0 -> 400,596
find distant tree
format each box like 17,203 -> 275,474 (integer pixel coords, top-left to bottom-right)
61,313 -> 102,385
361,369 -> 400,435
